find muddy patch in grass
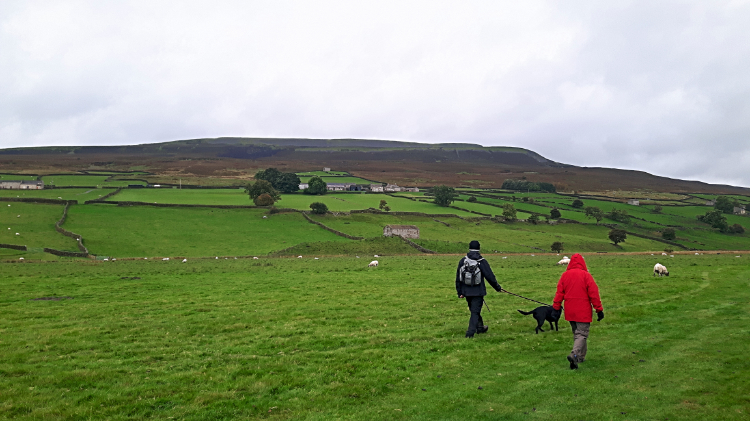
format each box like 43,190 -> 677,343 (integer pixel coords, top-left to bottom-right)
29,297 -> 73,301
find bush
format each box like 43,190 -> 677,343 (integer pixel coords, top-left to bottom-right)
527,214 -> 539,225
607,209 -> 631,223
662,228 -> 676,241
585,206 -> 604,224
728,224 -> 745,234
551,241 -> 564,253
501,179 -> 556,193
608,229 -> 627,245
572,199 -> 584,208
254,193 -> 275,206
467,196 -> 477,202
664,247 -> 674,254
268,206 -> 280,214
550,208 -> 561,219
714,196 -> 735,214
697,210 -> 728,232
310,202 -> 328,214
653,204 -> 663,213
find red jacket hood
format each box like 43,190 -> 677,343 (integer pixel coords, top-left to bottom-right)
566,253 -> 588,272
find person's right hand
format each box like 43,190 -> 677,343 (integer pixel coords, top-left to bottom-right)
459,295 -> 464,298
597,311 -> 605,321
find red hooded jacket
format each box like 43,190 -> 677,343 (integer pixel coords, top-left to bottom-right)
552,254 -> 603,323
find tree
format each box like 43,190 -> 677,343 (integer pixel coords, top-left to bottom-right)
714,196 -> 735,214
467,196 -> 477,202
606,209 -> 631,223
572,199 -> 584,208
304,176 -> 327,195
662,228 -> 676,241
728,224 -> 745,234
608,229 -> 627,245
697,210 -> 728,232
550,208 -> 561,219
511,196 -> 517,202
551,241 -> 564,253
585,206 -> 604,224
275,172 -> 301,193
527,214 -> 540,225
379,199 -> 390,212
254,168 -> 282,186
653,204 -> 663,213
254,193 -> 276,206
309,202 -> 328,214
432,185 -> 457,206
245,180 -> 281,201
502,204 -> 517,222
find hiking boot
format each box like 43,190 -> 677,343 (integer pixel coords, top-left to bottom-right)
465,333 -> 474,338
567,355 -> 579,370
476,325 -> 489,334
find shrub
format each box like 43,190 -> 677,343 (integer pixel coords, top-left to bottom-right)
607,209 -> 631,223
653,204 -> 663,213
728,224 -> 745,234
714,196 -> 735,214
608,229 -> 627,245
551,241 -> 564,253
697,210 -> 728,232
254,193 -> 275,206
467,196 -> 477,202
550,208 -> 561,219
527,214 -> 539,225
379,200 -> 388,210
572,199 -> 584,208
268,206 -> 280,214
585,206 -> 604,224
664,247 -> 674,254
662,228 -> 676,241
501,179 -> 556,193
310,202 -> 328,214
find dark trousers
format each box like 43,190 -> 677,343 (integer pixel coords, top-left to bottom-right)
465,296 -> 484,336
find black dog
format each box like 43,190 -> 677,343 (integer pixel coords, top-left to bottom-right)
517,306 -> 562,334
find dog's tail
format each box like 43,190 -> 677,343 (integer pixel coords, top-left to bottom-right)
517,309 -> 533,315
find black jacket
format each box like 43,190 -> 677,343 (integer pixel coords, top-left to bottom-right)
455,251 -> 502,297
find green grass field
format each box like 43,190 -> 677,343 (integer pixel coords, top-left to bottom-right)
1,254 -> 747,419
0,188 -> 117,204
0,202 -> 78,251
41,175 -> 147,187
0,174 -> 39,180
297,176 -> 374,185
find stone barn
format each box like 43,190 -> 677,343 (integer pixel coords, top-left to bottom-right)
383,225 -> 419,239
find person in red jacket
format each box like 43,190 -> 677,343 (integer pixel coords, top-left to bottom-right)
551,253 -> 604,369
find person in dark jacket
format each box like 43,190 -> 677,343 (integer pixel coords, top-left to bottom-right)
551,253 -> 604,369
456,240 -> 502,338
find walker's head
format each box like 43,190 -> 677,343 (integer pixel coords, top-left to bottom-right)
469,240 -> 481,251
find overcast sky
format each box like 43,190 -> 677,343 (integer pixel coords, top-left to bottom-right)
1,1 -> 749,187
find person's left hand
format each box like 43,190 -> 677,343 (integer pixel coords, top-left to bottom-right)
597,311 -> 605,321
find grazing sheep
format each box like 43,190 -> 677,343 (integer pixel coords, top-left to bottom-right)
15,233 -> 19,235
557,256 -> 571,265
162,257 -> 169,261
253,257 -> 259,260
19,257 -> 24,260
653,263 -> 669,277
297,256 -> 303,258
369,260 -> 379,267
103,258 -> 109,261
374,255 -> 379,258
182,259 -> 187,263
314,257 -> 319,260
662,252 -> 668,256
263,216 -> 267,219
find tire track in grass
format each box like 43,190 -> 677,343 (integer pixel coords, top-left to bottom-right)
609,271 -> 711,311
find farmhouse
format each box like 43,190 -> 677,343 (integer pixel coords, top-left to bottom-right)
370,184 -> 384,192
627,199 -> 640,206
705,200 -> 716,206
383,224 -> 419,239
734,206 -> 746,215
323,167 -> 331,172
402,187 -> 419,192
0,180 -> 44,190
327,183 -> 357,191
384,184 -> 402,192
299,183 -> 309,190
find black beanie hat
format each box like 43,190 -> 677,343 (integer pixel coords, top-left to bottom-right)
469,240 -> 480,250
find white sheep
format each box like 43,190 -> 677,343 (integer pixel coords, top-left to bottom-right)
19,257 -> 24,260
662,252 -> 668,256
369,260 -> 379,267
162,257 -> 169,261
374,255 -> 379,257
297,255 -> 303,258
103,258 -> 108,261
653,263 -> 669,277
15,233 -> 19,235
253,257 -> 259,260
557,256 -> 570,265
182,259 -> 187,263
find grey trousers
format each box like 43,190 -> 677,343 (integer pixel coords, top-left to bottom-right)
569,321 -> 590,362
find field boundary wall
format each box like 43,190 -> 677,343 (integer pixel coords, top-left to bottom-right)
54,203 -> 90,256
97,200 -> 299,212
0,243 -> 27,251
302,213 -> 365,240
601,224 -> 691,250
398,236 -> 435,254
84,188 -> 122,203
350,208 -> 465,219
0,197 -> 76,205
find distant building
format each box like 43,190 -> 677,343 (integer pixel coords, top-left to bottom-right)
383,225 -> 420,239
705,200 -> 716,206
402,187 -> 420,192
327,183 -> 355,191
734,206 -> 746,215
299,183 -> 309,190
384,184 -> 402,192
0,180 -> 44,190
627,199 -> 640,206
323,167 -> 331,172
370,184 -> 384,193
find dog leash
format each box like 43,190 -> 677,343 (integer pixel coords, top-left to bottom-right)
499,288 -> 551,307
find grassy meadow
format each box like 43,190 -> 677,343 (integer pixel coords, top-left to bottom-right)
0,188 -> 117,204
41,175 -> 146,188
1,254 -> 748,420
0,202 -> 78,251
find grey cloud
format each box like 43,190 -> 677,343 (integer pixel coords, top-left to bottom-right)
0,1 -> 748,187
